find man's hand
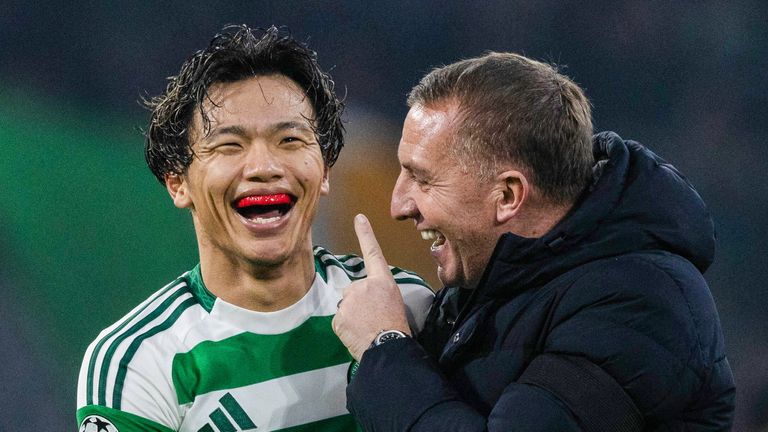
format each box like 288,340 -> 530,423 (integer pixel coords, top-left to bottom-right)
332,214 -> 411,361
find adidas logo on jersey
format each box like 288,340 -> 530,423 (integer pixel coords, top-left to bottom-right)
197,392 -> 257,431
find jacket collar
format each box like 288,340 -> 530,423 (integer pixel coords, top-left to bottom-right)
473,131 -> 714,301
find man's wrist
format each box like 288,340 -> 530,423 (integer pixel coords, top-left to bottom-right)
350,330 -> 409,382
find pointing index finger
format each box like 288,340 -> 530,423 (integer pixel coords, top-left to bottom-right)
354,214 -> 390,278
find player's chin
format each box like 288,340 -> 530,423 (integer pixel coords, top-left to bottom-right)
244,237 -> 305,265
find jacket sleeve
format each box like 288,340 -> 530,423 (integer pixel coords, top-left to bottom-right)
346,338 -> 581,432
77,329 -> 183,431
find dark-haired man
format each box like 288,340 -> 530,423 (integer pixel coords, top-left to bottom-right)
76,25 -> 433,432
333,52 -> 735,430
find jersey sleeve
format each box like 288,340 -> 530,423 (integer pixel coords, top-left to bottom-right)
390,266 -> 434,335
77,309 -> 189,432
77,405 -> 175,432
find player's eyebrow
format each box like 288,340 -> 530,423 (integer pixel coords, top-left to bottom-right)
204,125 -> 248,141
205,121 -> 314,142
269,120 -> 315,135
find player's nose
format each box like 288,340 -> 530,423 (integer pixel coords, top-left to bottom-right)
243,142 -> 285,181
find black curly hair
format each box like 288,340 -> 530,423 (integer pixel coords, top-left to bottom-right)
143,24 -> 345,184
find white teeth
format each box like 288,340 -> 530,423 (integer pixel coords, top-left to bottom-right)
420,230 -> 437,240
252,216 -> 281,224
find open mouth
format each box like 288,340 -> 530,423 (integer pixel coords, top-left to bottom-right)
421,229 -> 446,251
234,193 -> 296,224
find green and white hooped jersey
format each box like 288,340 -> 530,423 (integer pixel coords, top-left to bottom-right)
77,246 -> 433,432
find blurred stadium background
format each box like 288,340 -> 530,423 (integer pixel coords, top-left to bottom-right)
1,1 -> 766,429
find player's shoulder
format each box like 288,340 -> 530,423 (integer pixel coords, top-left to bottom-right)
313,245 -> 432,292
77,268 -> 205,403
88,270 -> 200,343
313,245 -> 366,282
77,272 -> 204,424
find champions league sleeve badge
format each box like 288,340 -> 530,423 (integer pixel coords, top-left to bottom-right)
79,415 -> 119,432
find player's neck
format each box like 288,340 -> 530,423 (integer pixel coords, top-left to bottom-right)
198,244 -> 316,312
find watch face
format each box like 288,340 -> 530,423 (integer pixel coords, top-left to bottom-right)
375,330 -> 407,346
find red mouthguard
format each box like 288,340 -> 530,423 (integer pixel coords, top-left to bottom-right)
236,194 -> 292,208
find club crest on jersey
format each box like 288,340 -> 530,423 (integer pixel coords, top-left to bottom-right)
79,415 -> 119,432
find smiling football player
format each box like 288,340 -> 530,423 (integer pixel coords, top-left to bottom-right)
76,25 -> 433,432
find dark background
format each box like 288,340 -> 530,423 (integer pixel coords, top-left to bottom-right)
1,1 -> 765,430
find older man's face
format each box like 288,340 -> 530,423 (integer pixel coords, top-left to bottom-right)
390,102 -> 501,289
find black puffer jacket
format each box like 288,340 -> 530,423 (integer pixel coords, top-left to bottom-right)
347,132 -> 735,431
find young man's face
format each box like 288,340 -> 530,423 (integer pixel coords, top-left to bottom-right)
168,74 -> 328,267
390,102 -> 501,289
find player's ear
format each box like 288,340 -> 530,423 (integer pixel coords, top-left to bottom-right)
165,173 -> 192,209
494,170 -> 528,224
320,166 -> 330,196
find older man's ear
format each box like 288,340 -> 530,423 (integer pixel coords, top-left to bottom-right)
494,170 -> 528,224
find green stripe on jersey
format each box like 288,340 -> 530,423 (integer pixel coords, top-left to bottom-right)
314,254 -> 328,283
77,405 -> 175,432
275,414 -> 361,431
113,297 -> 198,410
86,278 -> 185,405
393,277 -> 432,288
172,315 -> 353,404
314,251 -> 364,280
391,265 -> 422,279
338,259 -> 365,273
186,264 -> 216,312
97,285 -> 191,406
314,247 -> 431,291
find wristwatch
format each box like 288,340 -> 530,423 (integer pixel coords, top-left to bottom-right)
371,329 -> 409,347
